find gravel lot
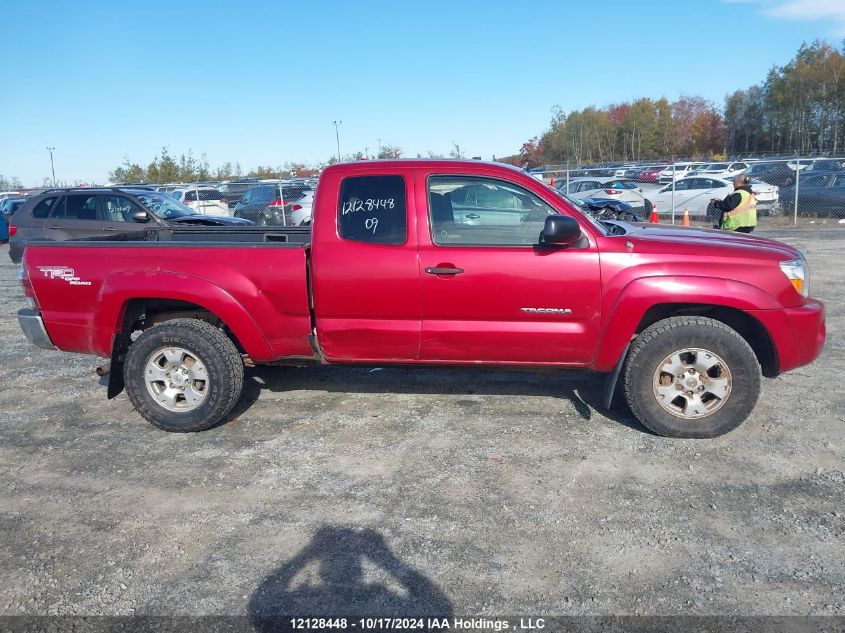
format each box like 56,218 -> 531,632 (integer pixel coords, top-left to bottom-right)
0,227 -> 843,619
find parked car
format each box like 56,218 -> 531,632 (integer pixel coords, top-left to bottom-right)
289,191 -> 314,226
217,179 -> 261,209
787,158 -> 813,171
645,176 -> 779,220
233,183 -> 312,225
17,159 -> 824,439
169,188 -> 231,216
558,178 -> 645,210
8,188 -> 253,263
780,172 -> 845,217
637,166 -> 665,183
1,196 -> 27,218
657,163 -> 702,184
744,161 -> 796,187
557,191 -> 643,222
805,158 -> 845,173
696,162 -> 751,179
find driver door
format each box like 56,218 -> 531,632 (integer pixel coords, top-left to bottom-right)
417,174 -> 602,365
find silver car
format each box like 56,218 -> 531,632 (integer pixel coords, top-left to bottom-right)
558,177 -> 646,210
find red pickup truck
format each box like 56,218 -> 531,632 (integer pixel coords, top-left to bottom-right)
17,160 -> 825,438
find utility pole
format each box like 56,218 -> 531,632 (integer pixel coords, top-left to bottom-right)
332,121 -> 342,162
46,147 -> 56,187
377,138 -> 382,157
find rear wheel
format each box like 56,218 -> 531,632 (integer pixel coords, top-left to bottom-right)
124,319 -> 244,432
623,317 -> 761,438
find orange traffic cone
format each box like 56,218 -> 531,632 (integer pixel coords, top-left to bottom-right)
681,207 -> 690,226
649,205 -> 659,223
549,177 -> 556,188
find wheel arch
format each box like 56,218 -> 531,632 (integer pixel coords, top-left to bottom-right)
594,276 -> 781,377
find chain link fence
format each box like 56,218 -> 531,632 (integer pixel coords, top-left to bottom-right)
149,179 -> 316,226
534,156 -> 845,227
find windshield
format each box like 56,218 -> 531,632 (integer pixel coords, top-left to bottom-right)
135,192 -> 199,219
704,163 -> 729,170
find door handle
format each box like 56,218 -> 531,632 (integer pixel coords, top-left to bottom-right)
465,213 -> 480,219
425,267 -> 464,275
48,225 -> 61,229
102,227 -> 117,232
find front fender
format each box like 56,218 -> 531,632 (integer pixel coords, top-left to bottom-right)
592,275 -> 780,372
92,271 -> 274,360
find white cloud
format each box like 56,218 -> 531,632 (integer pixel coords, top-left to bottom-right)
754,0 -> 845,35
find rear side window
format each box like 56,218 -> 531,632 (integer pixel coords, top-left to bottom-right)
31,196 -> 58,218
53,195 -> 99,220
185,190 -> 224,201
338,175 -> 406,245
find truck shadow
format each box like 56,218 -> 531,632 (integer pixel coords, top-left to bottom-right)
248,525 -> 453,626
230,365 -> 654,435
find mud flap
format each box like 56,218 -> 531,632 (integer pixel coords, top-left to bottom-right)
107,337 -> 129,399
602,342 -> 630,410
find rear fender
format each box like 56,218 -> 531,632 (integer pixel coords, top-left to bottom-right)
93,271 -> 274,360
593,275 -> 780,372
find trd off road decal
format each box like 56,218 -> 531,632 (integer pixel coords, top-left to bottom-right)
37,266 -> 92,286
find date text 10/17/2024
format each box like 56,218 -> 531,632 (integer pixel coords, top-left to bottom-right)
288,617 -> 547,631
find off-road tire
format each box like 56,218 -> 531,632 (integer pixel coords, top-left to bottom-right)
124,319 -> 244,432
623,316 -> 761,438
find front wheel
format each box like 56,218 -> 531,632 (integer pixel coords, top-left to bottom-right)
124,319 -> 244,432
623,317 -> 761,438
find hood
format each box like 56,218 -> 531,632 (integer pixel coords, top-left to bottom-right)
623,222 -> 800,260
582,196 -> 632,210
167,215 -> 254,226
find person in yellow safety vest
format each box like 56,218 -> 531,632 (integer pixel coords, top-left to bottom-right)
713,174 -> 757,233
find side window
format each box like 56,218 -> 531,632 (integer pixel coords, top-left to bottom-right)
800,175 -> 825,188
428,176 -> 557,247
673,180 -> 691,191
256,187 -> 275,202
53,195 -> 98,220
338,175 -> 407,245
31,196 -> 58,219
101,195 -> 143,222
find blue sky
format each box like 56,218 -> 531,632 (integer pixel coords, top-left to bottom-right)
2,0 -> 844,185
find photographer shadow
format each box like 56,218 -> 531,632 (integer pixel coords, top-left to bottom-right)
249,526 -> 452,627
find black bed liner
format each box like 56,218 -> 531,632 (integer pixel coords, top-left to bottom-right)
146,225 -> 311,245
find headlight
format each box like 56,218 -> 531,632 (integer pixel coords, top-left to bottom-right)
779,256 -> 809,297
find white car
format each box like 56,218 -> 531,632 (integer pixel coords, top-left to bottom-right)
559,177 -> 645,209
289,191 -> 314,225
169,187 -> 231,216
646,176 -> 779,219
656,163 -> 702,184
696,161 -> 750,179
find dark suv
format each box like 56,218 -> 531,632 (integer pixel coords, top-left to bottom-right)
217,178 -> 261,209
233,183 -> 312,225
8,188 -> 253,263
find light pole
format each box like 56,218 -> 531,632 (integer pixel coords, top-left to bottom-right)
377,138 -> 382,157
332,121 -> 342,162
46,147 -> 56,187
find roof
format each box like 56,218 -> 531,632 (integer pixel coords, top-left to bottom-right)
321,158 -> 524,176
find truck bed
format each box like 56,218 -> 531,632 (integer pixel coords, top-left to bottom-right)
25,230 -> 315,362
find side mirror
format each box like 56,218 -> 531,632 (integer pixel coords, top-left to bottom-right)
541,215 -> 581,246
131,210 -> 150,223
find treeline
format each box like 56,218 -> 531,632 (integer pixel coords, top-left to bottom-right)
109,144 -> 405,183
503,40 -> 845,168
725,41 -> 845,154
109,147 -> 323,183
